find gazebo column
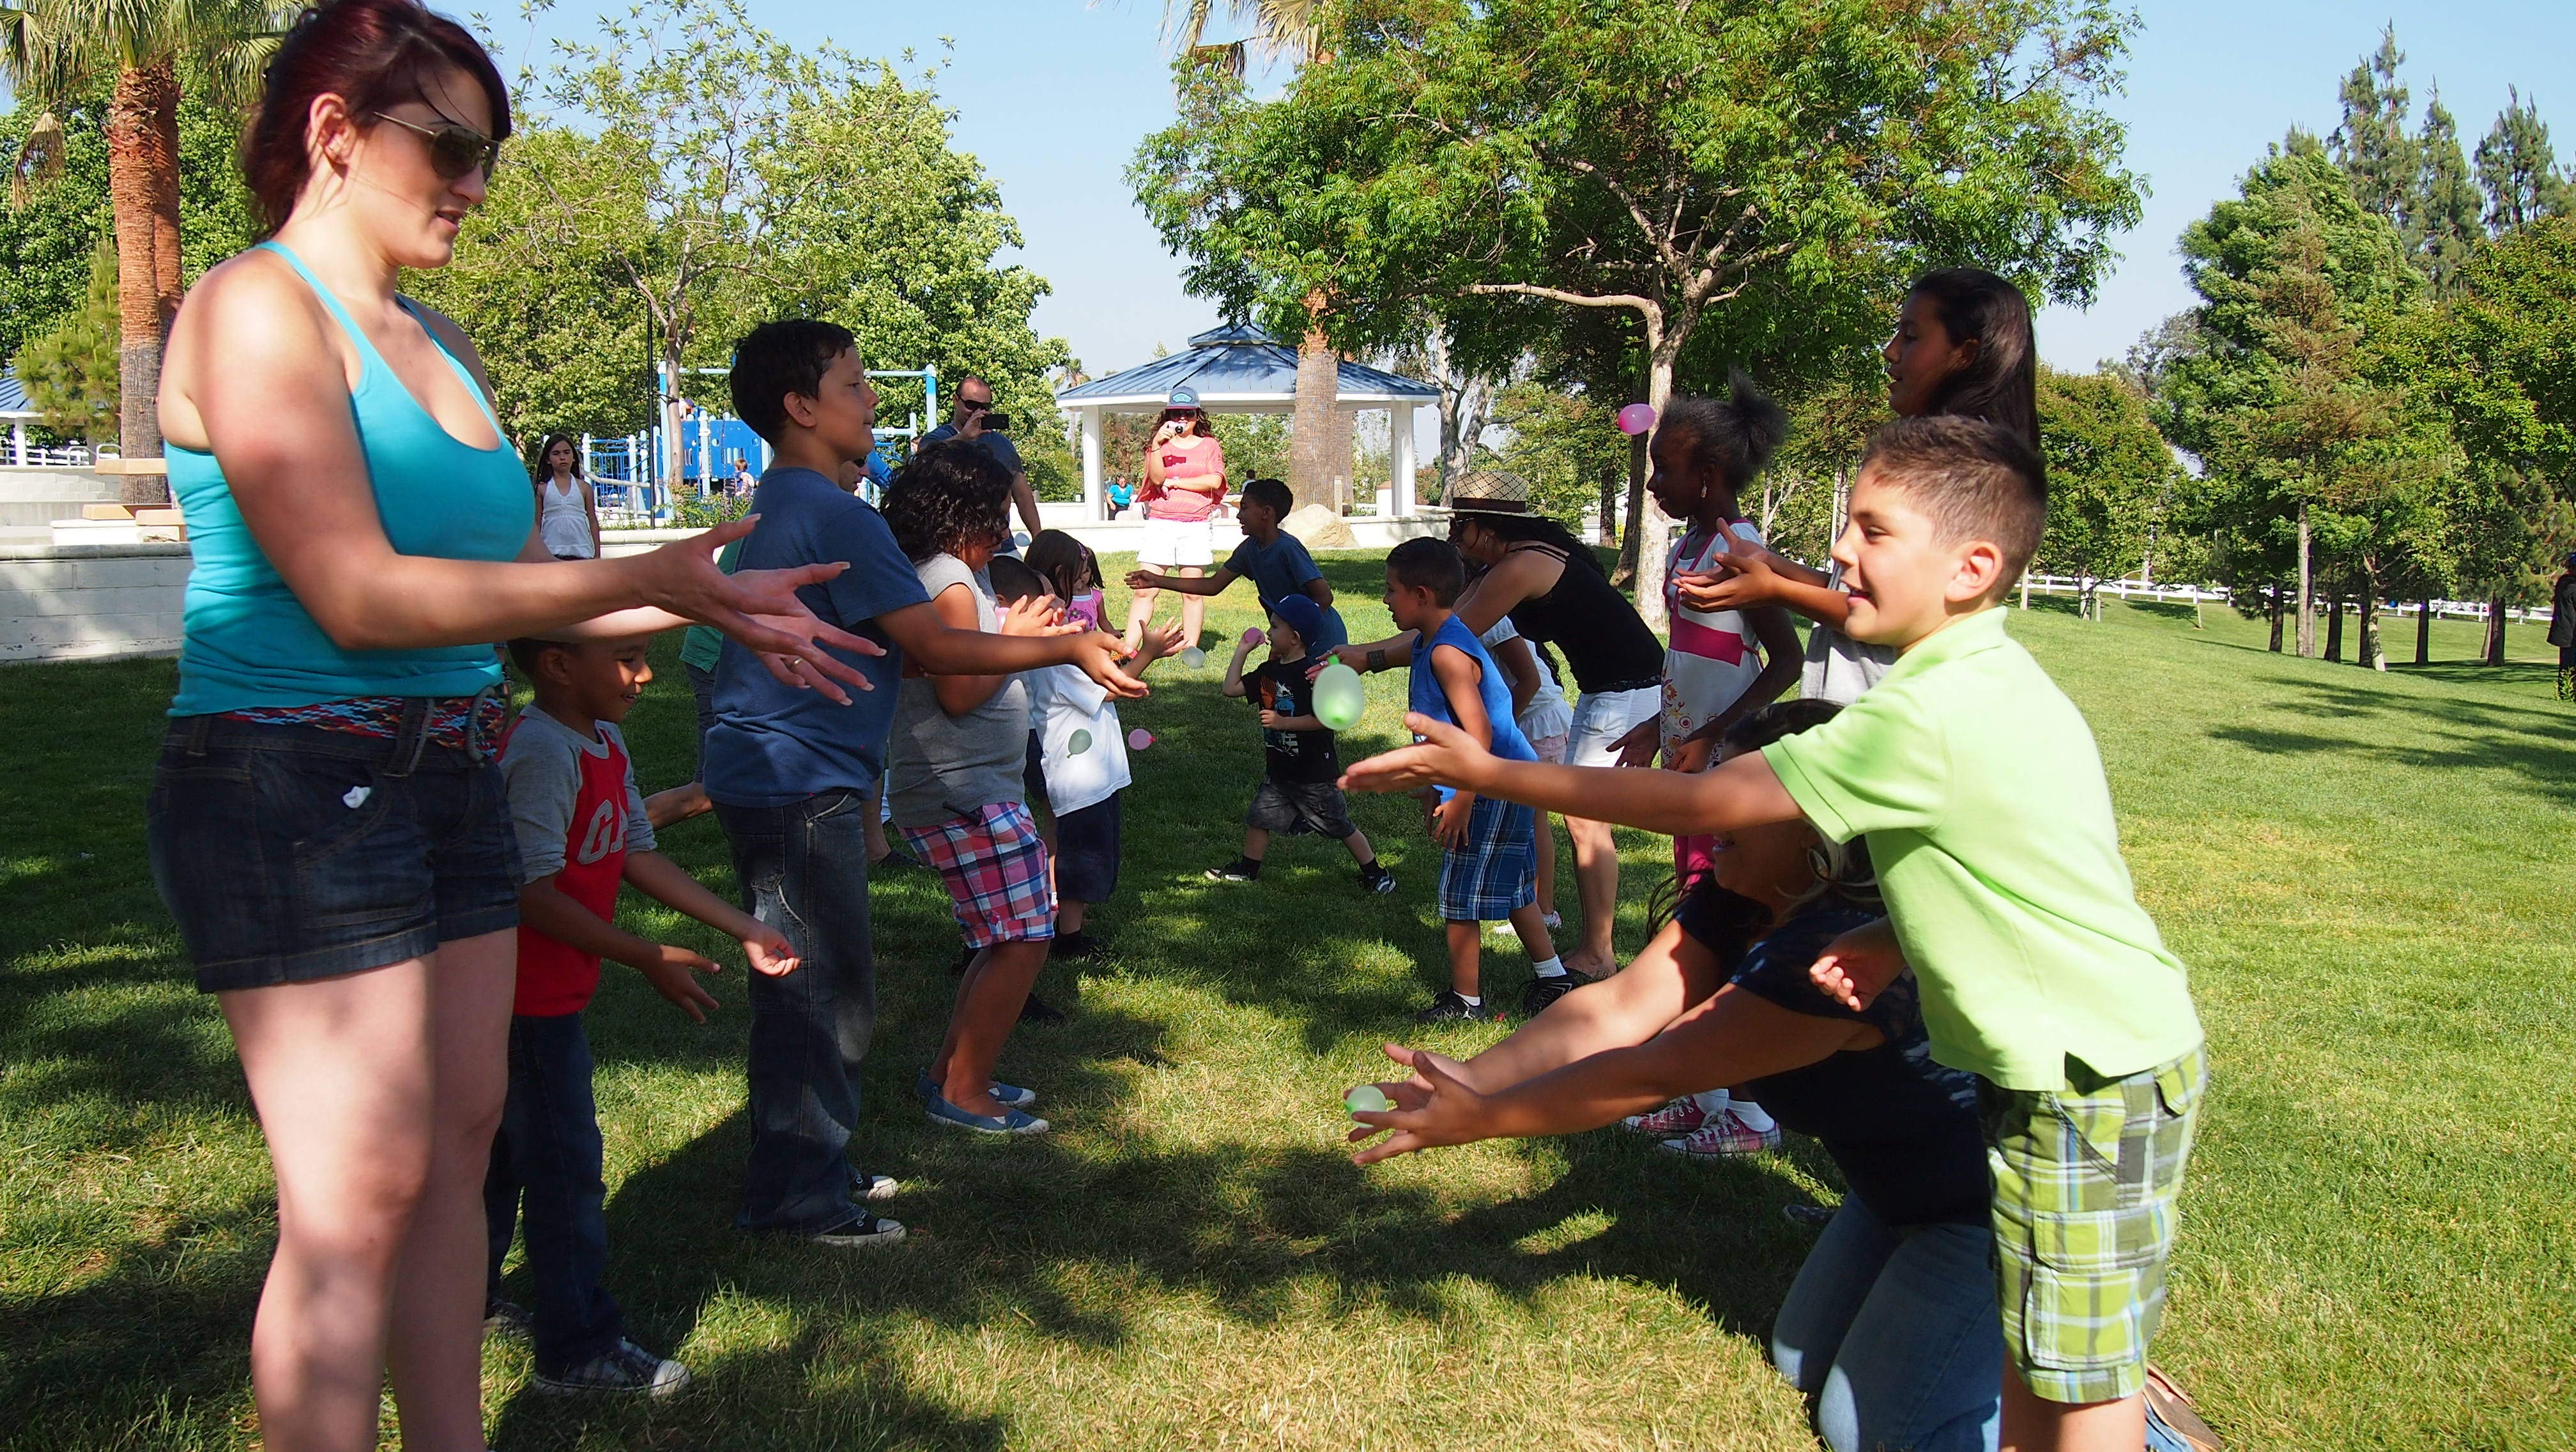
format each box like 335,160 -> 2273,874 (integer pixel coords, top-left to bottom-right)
1080,405 -> 1105,521
1391,402 -> 1418,516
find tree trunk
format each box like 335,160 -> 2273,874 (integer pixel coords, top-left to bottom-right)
1288,294 -> 1338,514
2358,557 -> 2384,670
2267,583 -> 2284,651
1326,398 -> 1354,513
1631,350 -> 1679,629
1613,430 -> 1646,588
2294,503 -> 2315,657
107,59 -> 183,502
659,348 -> 687,502
2415,596 -> 2432,665
1595,461 -> 1619,546
2324,585 -> 2344,661
2484,596 -> 2508,666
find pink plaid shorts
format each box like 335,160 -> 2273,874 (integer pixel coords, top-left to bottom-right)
901,802 -> 1056,949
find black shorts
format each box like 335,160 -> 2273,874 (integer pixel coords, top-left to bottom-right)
1055,791 -> 1122,903
147,714 -> 522,992
1247,776 -> 1356,840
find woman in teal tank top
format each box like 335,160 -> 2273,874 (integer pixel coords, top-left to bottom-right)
147,6 -> 884,1446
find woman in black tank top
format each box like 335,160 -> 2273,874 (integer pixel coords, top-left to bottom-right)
1487,539 -> 1667,693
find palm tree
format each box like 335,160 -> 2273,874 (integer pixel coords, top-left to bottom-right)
3,0 -> 285,497
1158,1 -> 1346,513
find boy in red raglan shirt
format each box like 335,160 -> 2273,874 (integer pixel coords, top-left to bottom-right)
484,634 -> 799,1396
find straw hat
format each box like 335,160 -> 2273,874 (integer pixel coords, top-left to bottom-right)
1445,468 -> 1530,514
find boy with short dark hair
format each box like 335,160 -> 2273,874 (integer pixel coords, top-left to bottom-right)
1206,592 -> 1393,893
1381,537 -> 1568,1022
702,320 -> 1142,1244
1125,477 -> 1349,649
1345,415 -> 2206,1452
486,633 -> 800,1397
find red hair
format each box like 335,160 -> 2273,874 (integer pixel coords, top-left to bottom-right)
243,0 -> 512,235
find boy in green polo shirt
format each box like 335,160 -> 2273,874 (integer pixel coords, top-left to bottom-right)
1342,415 -> 2205,1452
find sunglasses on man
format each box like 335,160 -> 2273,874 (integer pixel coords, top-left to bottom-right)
376,111 -> 502,180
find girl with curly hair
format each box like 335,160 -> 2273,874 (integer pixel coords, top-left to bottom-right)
879,441 -> 1068,1133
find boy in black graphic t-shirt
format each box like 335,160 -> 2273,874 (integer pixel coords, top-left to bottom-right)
1208,595 -> 1395,893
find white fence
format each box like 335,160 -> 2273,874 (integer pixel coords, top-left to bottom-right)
2018,574 -> 2554,626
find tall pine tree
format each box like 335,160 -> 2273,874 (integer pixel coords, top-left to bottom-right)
2415,88 -> 2486,295
2331,26 -> 2420,242
2476,88 -> 2573,233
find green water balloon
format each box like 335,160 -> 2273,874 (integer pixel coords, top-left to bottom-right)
1344,1084 -> 1394,1116
1068,729 -> 1093,756
1312,661 -> 1366,731
1179,646 -> 1208,668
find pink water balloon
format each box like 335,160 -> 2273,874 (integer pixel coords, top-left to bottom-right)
1243,628 -> 1266,647
1615,403 -> 1657,436
1127,727 -> 1155,751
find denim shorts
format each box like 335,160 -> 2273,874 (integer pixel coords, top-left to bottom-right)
146,711 -> 522,992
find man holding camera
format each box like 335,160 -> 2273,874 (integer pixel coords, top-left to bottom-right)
917,375 -> 1043,553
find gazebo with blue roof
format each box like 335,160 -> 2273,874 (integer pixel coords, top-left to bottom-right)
1053,323 -> 1439,521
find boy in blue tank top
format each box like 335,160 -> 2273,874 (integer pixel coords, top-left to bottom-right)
1384,539 -> 1568,1023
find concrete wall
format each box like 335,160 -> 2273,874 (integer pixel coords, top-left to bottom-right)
0,542 -> 190,663
0,512 -> 1445,667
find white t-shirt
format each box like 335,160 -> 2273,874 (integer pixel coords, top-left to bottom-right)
1660,519 -> 1768,753
1479,617 -> 1574,742
1027,663 -> 1130,816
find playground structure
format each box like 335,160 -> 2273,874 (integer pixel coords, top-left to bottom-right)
579,362 -> 945,525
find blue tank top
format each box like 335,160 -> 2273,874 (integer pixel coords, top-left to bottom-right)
166,241 -> 533,715
1409,612 -> 1536,800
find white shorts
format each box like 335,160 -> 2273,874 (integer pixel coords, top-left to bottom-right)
1524,730 -> 1570,766
1565,685 -> 1662,769
1138,515 -> 1215,569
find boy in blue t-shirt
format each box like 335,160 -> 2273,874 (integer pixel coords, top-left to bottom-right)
1124,477 -> 1348,649
702,320 -> 1144,1247
1382,537 -> 1567,1022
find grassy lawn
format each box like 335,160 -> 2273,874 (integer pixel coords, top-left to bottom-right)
3,553 -> 2571,1451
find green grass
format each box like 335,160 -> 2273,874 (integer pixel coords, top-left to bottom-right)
3,555 -> 2572,1451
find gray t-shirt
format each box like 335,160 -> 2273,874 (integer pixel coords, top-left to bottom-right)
885,553 -> 1031,828
502,706 -> 656,882
1799,564 -> 1897,705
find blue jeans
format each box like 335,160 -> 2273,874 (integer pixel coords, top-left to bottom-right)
1772,1199 -> 2002,1452
483,1011 -> 625,1375
716,789 -> 879,1232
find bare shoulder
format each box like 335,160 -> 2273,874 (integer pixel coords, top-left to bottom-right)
160,249 -> 342,448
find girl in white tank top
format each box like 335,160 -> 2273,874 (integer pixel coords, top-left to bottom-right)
535,432 -> 599,559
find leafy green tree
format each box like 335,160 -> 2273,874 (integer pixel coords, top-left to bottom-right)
2411,217 -> 2576,662
1134,0 -> 2143,626
2165,139 -> 2426,659
2033,367 -> 2175,619
17,232 -> 117,439
427,0 -> 1063,487
1485,379 -> 1623,529
0,0 -> 286,477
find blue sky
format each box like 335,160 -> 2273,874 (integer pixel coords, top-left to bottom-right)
502,1 -> 2576,382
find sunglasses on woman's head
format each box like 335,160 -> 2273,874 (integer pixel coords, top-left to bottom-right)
374,111 -> 501,180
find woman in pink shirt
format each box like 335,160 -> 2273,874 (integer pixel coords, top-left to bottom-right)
1123,387 -> 1227,653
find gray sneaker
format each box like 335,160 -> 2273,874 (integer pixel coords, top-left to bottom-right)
810,1210 -> 907,1246
532,1338 -> 691,1397
482,1297 -> 533,1341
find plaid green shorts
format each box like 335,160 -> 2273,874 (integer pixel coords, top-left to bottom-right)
1982,1042 -> 2207,1405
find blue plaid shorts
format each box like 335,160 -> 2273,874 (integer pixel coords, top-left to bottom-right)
1436,794 -> 1537,922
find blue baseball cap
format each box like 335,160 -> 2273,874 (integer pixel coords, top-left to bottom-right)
1266,594 -> 1325,645
1167,387 -> 1201,408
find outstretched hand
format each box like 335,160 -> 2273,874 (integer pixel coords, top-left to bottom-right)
1673,530 -> 1785,614
1347,1043 -> 1494,1164
1339,713 -> 1494,796
1070,629 -> 1152,700
1809,916 -> 1904,1012
636,944 -> 723,1023
640,518 -> 885,702
1124,567 -> 1167,591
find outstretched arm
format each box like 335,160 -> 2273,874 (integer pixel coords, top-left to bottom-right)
1343,713 -> 1805,837
1351,985 -> 1873,1163
623,850 -> 798,976
1126,565 -> 1240,597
